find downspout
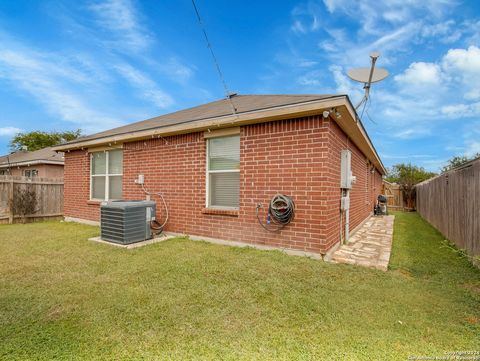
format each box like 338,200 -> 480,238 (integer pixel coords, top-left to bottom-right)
344,137 -> 351,243
345,189 -> 350,241
340,139 -> 354,243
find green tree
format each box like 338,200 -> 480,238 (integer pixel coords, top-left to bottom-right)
385,163 -> 436,209
9,129 -> 82,152
441,153 -> 480,173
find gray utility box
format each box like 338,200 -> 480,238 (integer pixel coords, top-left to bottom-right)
100,200 -> 156,245
340,149 -> 356,189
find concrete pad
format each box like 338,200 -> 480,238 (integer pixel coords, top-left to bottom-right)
88,233 -> 176,249
65,216 -> 100,227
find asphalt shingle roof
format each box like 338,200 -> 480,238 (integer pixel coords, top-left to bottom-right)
65,94 -> 336,145
0,147 -> 64,167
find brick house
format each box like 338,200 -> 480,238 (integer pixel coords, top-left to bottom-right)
0,147 -> 64,178
54,94 -> 385,256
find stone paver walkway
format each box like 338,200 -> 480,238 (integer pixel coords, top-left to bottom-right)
329,215 -> 395,271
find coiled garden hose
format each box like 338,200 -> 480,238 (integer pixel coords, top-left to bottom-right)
141,184 -> 169,234
256,194 -> 295,232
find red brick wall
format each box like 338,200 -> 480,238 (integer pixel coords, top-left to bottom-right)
239,117 -> 330,251
64,150 -> 99,221
63,115 -> 383,254
323,120 -> 383,250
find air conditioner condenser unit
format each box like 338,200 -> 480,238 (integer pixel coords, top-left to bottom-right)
100,200 -> 156,245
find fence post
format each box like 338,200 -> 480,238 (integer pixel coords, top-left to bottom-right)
8,178 -> 14,224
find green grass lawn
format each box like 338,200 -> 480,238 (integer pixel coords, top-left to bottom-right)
0,212 -> 479,360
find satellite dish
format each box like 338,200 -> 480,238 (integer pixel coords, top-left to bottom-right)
347,52 -> 389,110
347,67 -> 389,83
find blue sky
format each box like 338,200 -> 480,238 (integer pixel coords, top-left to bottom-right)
0,0 -> 479,171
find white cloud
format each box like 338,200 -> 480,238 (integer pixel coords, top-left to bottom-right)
441,102 -> 480,118
297,69 -> 326,86
314,0 -> 463,69
357,22 -> 422,65
158,58 -> 194,84
298,60 -> 318,67
441,43 -> 480,91
312,15 -> 320,31
319,21 -> 422,67
463,19 -> 480,45
442,46 -> 480,80
380,90 -> 439,121
465,89 -> 480,101
275,0 -> 477,170
290,2 -> 323,34
465,141 -> 480,157
291,20 -> 307,34
322,0 -> 457,34
329,65 -> 363,103
0,127 -> 22,136
89,0 -> 151,52
394,62 -> 442,86
387,46 -> 480,120
381,153 -> 434,159
322,0 -> 340,13
114,63 -> 174,108
391,126 -> 432,140
383,9 -> 410,23
420,20 -> 462,44
441,103 -> 470,117
421,158 -> 449,172
0,37 -> 124,133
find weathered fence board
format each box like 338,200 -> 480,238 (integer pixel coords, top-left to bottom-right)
382,181 -> 409,210
0,175 -> 63,224
416,159 -> 480,263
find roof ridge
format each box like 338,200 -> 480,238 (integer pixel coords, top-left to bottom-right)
56,94 -> 338,147
233,94 -> 333,97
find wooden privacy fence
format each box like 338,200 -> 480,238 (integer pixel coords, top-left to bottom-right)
0,175 -> 64,224
382,181 -> 410,211
416,159 -> 480,263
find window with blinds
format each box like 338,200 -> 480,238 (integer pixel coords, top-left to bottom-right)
90,149 -> 123,201
207,135 -> 240,208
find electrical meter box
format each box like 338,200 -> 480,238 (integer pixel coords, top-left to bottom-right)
340,150 -> 355,189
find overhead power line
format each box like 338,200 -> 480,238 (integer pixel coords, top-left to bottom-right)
191,0 -> 237,115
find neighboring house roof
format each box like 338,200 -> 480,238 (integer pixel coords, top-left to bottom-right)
0,147 -> 64,169
53,94 -> 386,174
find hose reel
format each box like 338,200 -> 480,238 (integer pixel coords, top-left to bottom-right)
256,194 -> 295,232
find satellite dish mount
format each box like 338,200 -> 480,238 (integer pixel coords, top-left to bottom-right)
347,52 -> 389,110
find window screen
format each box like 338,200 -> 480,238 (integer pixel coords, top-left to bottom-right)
91,149 -> 123,200
207,135 -> 240,208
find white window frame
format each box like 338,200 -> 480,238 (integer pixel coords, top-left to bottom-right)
24,169 -> 38,178
90,150 -> 123,201
206,135 -> 240,210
